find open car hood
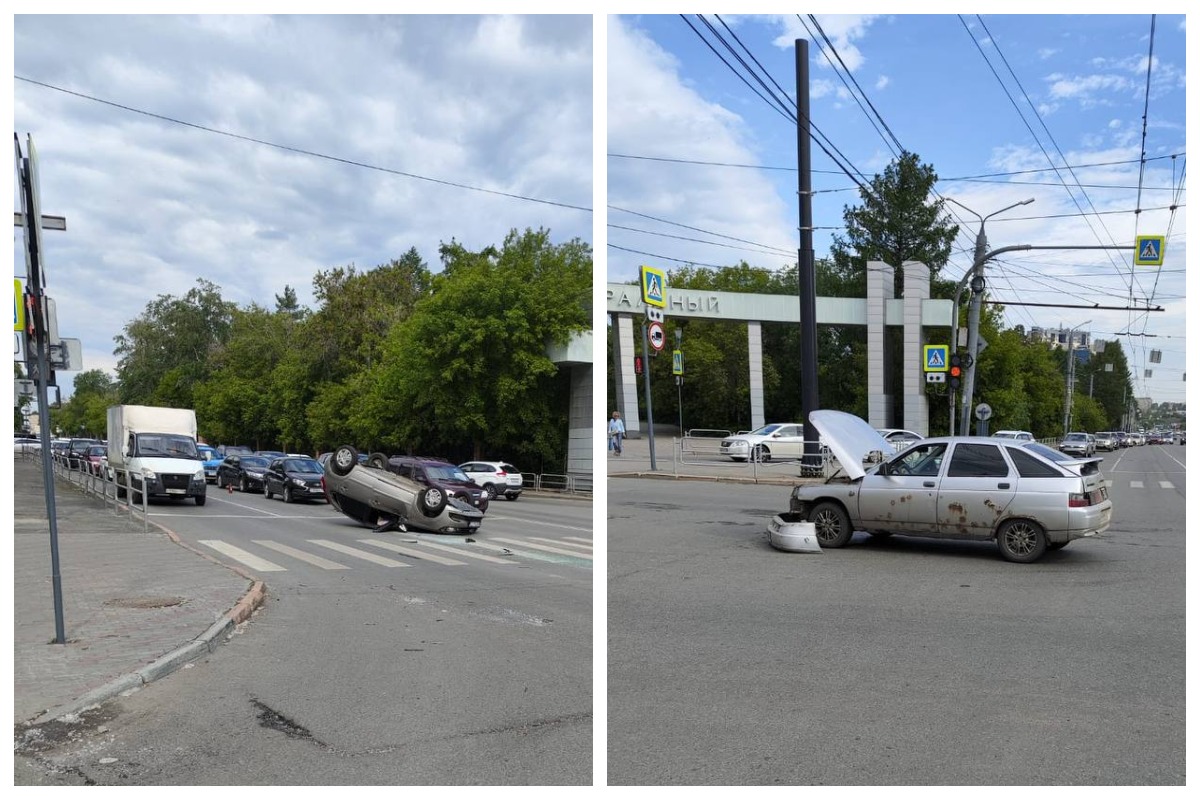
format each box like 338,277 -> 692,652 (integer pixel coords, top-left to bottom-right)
809,410 -> 893,481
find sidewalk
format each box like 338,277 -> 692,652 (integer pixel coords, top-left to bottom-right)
12,455 -> 265,726
606,433 -> 824,487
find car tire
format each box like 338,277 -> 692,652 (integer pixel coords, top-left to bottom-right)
482,483 -> 496,500
752,444 -> 772,463
507,492 -> 519,502
240,476 -> 249,492
195,494 -> 206,506
331,445 -> 359,476
997,518 -> 1048,563
264,481 -> 273,500
367,452 -> 389,470
809,501 -> 853,548
417,486 -> 447,516
283,485 -> 293,503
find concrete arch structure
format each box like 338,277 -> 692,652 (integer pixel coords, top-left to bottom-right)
607,261 -> 952,437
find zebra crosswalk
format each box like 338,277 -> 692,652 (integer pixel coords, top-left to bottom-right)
199,534 -> 593,574
1124,480 -> 1177,489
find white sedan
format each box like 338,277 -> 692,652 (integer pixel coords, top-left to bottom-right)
719,423 -> 807,463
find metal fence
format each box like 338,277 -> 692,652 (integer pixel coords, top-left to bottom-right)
674,433 -> 832,478
23,448 -> 153,533
522,472 -> 592,496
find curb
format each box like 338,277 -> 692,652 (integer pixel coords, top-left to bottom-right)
28,579 -> 268,726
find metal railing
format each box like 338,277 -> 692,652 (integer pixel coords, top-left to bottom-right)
521,472 -> 592,496
27,449 -> 152,532
673,436 -> 833,479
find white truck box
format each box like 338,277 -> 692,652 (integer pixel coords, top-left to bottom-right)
107,405 -> 207,505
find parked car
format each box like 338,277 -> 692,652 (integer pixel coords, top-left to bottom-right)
1058,432 -> 1095,457
197,444 -> 224,483
992,430 -> 1035,442
14,436 -> 41,453
380,456 -> 489,512
83,444 -> 108,473
215,454 -> 272,493
323,445 -> 485,534
255,450 -> 286,460
1093,431 -> 1117,451
219,444 -> 254,457
263,457 -> 328,503
459,460 -> 524,501
875,428 -> 924,450
784,410 -> 1112,563
66,437 -> 103,469
720,423 -> 807,462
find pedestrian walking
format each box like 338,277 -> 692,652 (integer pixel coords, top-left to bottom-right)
608,410 -> 625,456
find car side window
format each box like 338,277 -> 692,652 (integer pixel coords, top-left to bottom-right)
397,464 -> 413,479
891,443 -> 946,476
1006,447 -> 1064,478
946,443 -> 1009,478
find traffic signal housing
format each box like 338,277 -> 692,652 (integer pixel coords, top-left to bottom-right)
948,352 -> 962,390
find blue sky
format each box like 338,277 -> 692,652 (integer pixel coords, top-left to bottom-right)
608,13 -> 1188,405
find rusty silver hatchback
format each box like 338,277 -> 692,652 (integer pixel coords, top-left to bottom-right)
786,410 -> 1113,563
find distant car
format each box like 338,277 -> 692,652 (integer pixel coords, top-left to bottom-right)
255,450 -> 287,460
1058,432 -> 1095,457
382,456 -> 489,512
14,436 -> 41,453
219,444 -> 254,457
459,460 -> 524,501
720,423 -> 807,462
197,444 -> 224,483
83,444 -> 108,473
263,457 -> 328,503
875,429 -> 924,450
323,445 -> 485,534
785,410 -> 1112,563
992,430 -> 1035,442
1093,432 -> 1117,451
215,454 -> 272,493
66,437 -> 103,469
1175,430 -> 1186,445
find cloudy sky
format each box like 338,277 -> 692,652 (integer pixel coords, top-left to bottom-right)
12,14 -> 593,401
608,13 -> 1189,405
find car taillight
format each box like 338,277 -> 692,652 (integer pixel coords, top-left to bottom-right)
495,470 -> 506,477
1068,493 -> 1090,508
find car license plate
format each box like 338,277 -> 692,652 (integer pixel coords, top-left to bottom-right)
166,489 -> 186,495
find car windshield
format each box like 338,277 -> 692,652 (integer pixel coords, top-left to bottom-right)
427,465 -> 471,482
284,459 -> 322,474
135,433 -> 199,459
1064,434 -> 1087,442
241,456 -> 270,469
748,424 -> 784,436
500,463 -> 518,473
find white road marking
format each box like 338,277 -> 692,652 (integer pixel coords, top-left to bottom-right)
1131,481 -> 1144,488
563,536 -> 593,547
1160,450 -> 1187,470
485,515 -> 593,533
415,540 -> 516,565
360,539 -> 467,566
488,537 -> 594,559
1159,481 -> 1175,489
528,536 -> 592,552
307,539 -> 409,567
253,540 -> 349,570
199,540 -> 287,572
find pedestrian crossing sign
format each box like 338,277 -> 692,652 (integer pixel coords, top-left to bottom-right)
640,265 -> 666,308
1135,235 -> 1165,266
923,344 -> 949,372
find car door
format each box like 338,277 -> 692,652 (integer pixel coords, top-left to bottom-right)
858,442 -> 948,532
768,424 -> 806,459
936,442 -> 1018,539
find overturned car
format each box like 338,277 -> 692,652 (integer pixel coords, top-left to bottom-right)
323,445 -> 484,534
783,410 -> 1113,563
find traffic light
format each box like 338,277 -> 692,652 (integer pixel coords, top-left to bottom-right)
24,292 -> 39,341
634,355 -> 643,375
948,352 -> 962,390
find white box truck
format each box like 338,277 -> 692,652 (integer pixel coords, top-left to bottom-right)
107,405 -> 208,506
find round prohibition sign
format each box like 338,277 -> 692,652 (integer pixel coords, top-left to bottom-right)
647,321 -> 666,351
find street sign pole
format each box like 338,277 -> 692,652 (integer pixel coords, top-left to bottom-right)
641,320 -> 657,471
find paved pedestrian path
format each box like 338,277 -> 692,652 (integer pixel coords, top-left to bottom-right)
12,455 -> 263,725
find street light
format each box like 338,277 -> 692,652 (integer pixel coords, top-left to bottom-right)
945,196 -> 1036,435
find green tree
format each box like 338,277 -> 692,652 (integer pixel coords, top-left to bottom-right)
113,279 -> 236,408
367,228 -> 590,467
48,369 -> 118,438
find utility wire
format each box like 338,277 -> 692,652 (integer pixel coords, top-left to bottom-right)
15,75 -> 592,214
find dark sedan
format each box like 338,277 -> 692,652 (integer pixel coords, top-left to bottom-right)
264,457 -> 328,503
215,454 -> 272,493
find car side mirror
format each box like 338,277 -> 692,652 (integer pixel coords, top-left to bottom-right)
877,461 -> 891,476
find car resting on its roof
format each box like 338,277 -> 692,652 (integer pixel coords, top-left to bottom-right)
323,445 -> 484,534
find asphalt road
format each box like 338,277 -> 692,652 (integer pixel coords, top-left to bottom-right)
16,491 -> 593,786
608,445 -> 1185,785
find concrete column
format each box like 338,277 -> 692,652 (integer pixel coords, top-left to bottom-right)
566,363 -> 592,475
613,314 -> 642,436
747,321 -> 765,430
902,260 -> 930,436
866,260 -> 894,428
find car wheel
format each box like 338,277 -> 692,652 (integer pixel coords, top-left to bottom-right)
195,494 -> 206,506
367,452 -> 390,470
264,481 -> 273,500
417,486 -> 447,516
809,501 -> 853,548
752,444 -> 772,463
331,445 -> 359,476
482,483 -> 496,500
507,492 -> 519,502
283,485 -> 293,503
997,518 -> 1048,563
240,476 -> 249,492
